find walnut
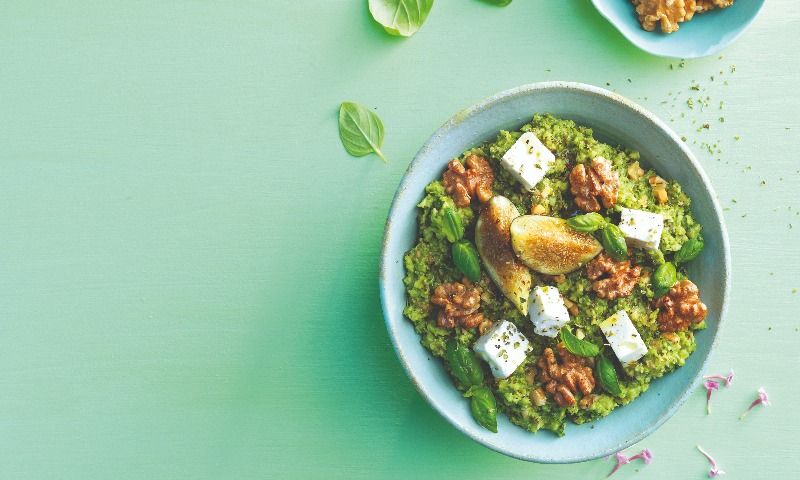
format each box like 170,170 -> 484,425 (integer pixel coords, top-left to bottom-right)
579,394 -> 597,409
431,280 -> 486,329
569,157 -> 620,213
442,155 -> 494,207
627,161 -> 645,180
631,0 -> 733,33
695,0 -> 734,13
655,279 -> 708,332
649,175 -> 669,204
585,252 -> 642,300
537,343 -> 595,407
564,297 -> 579,316
631,0 -> 690,33
478,318 -> 494,335
530,387 -> 547,407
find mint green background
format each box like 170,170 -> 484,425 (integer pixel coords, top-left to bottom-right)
1,1 -> 797,478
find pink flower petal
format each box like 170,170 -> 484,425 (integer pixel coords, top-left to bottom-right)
607,449 -> 652,477
630,448 -> 653,464
703,369 -> 734,387
704,380 -> 720,414
740,387 -> 770,419
698,445 -> 725,478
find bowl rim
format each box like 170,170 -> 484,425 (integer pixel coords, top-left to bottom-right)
379,81 -> 731,463
590,0 -> 767,59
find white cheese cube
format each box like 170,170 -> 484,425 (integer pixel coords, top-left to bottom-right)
529,285 -> 570,338
473,320 -> 531,379
618,207 -> 664,250
599,310 -> 648,365
500,132 -> 555,191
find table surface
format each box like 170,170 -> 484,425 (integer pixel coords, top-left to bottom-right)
1,1 -> 798,478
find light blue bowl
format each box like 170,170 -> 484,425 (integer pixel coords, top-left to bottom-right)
592,0 -> 765,58
379,82 -> 731,463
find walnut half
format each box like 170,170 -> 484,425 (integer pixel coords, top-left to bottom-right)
631,0 -> 690,33
537,343 -> 595,407
430,280 -> 486,329
655,279 -> 708,332
442,155 -> 494,207
585,252 -> 642,300
569,157 -> 620,213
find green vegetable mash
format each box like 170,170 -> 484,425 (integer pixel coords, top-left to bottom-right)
403,114 -> 704,435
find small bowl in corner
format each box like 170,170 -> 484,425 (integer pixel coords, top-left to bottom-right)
591,0 -> 766,58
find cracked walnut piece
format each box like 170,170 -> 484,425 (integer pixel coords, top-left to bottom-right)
586,252 -> 642,300
537,343 -> 595,407
430,280 -> 486,329
569,157 -> 620,213
442,155 -> 494,208
695,0 -> 734,13
631,0 -> 735,34
655,279 -> 708,332
631,0 -> 690,33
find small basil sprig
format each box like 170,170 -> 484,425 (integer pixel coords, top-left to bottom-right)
441,206 -> 464,243
600,224 -> 628,261
466,386 -> 498,433
674,238 -> 704,265
560,327 -> 600,357
446,339 -> 484,388
596,354 -> 622,396
338,102 -> 386,162
566,212 -> 606,233
368,0 -> 434,37
653,262 -> 678,298
452,240 -> 481,282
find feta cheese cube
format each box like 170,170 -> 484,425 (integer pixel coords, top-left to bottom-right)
473,320 -> 531,378
529,285 -> 570,338
500,132 -> 555,191
599,310 -> 648,365
618,207 -> 664,250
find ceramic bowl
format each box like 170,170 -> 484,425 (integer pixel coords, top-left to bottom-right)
591,0 -> 766,58
379,82 -> 730,463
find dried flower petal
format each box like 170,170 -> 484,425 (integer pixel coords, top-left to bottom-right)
704,369 -> 734,387
704,379 -> 720,414
607,448 -> 653,477
630,448 -> 653,464
697,445 -> 726,478
740,387 -> 770,420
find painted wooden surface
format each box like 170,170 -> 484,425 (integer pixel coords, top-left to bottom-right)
0,1 -> 797,478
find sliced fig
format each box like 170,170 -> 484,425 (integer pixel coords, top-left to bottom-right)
475,196 -> 532,315
510,215 -> 602,275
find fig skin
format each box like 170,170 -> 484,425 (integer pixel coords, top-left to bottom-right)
510,215 -> 603,275
475,196 -> 533,316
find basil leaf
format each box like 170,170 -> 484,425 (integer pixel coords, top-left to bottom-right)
446,339 -> 484,387
600,224 -> 628,261
466,386 -> 498,433
560,327 -> 600,357
596,354 -> 622,396
674,238 -> 704,265
566,212 -> 606,233
441,206 -> 464,243
482,0 -> 512,5
653,262 -> 678,298
368,0 -> 434,37
452,240 -> 481,282
338,102 -> 386,162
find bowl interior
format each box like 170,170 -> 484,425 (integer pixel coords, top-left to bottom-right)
380,82 -> 729,463
591,0 -> 765,58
